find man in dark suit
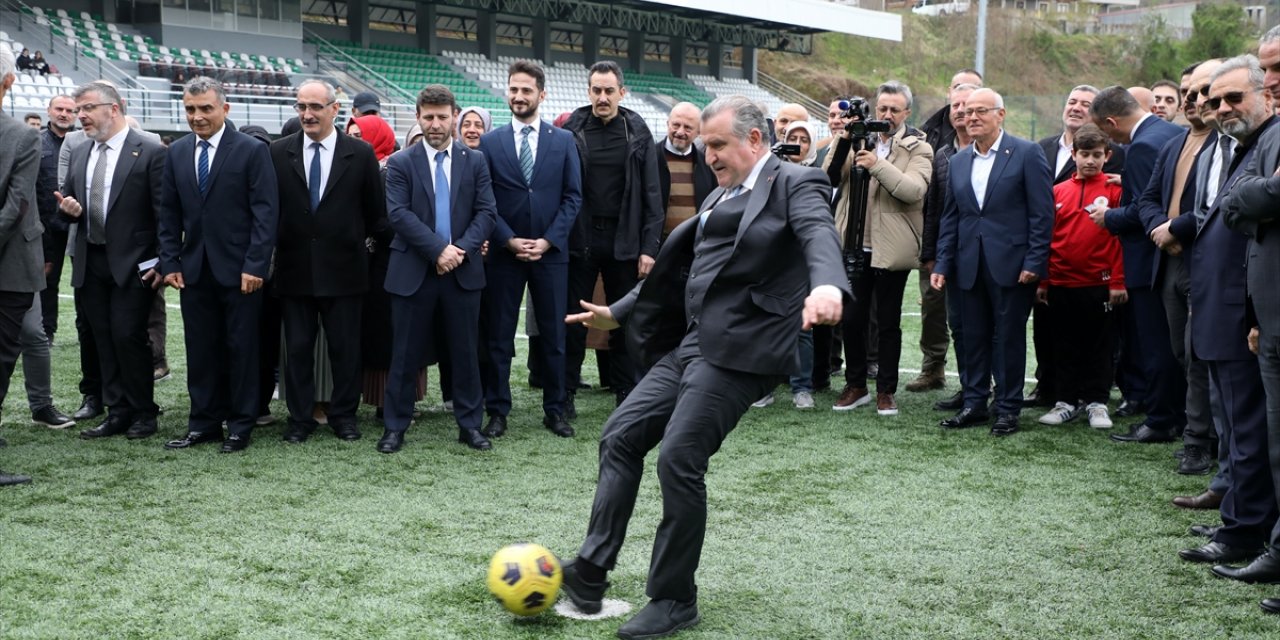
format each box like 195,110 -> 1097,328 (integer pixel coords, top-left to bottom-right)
478,60 -> 581,440
1223,40 -> 1280,612
269,80 -> 385,444
1168,56 -> 1280,569
932,88 -> 1054,436
1087,86 -> 1187,443
55,81 -> 166,440
557,96 -> 847,640
158,76 -> 278,453
381,85 -> 496,453
0,46 -> 41,486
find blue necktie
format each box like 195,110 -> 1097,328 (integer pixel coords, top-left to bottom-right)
309,141 -> 323,211
434,150 -> 451,242
197,140 -> 210,194
518,125 -> 534,184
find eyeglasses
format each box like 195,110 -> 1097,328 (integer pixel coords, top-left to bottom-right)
876,105 -> 906,115
293,100 -> 335,113
962,106 -> 997,118
1204,90 -> 1250,111
72,102 -> 113,115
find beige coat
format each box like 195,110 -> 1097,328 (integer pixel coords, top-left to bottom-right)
823,127 -> 933,271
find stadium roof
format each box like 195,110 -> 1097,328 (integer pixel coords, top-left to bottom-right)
632,0 -> 902,42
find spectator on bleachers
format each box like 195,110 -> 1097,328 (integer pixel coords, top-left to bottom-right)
456,106 -> 492,150
30,51 -> 49,76
23,114 -> 41,129
16,48 -> 33,72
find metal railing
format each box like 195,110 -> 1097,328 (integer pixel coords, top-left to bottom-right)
757,71 -> 828,117
304,28 -> 415,104
0,0 -> 141,89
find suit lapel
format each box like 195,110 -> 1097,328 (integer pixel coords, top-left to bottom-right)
202,129 -> 233,201
288,134 -> 306,185
497,124 -> 523,183
951,151 -> 978,211
981,142 -> 1014,209
103,130 -> 141,216
72,140 -> 94,202
734,156 -> 780,248
411,142 -> 436,208
450,141 -> 465,216
321,134 -> 353,203
528,122 -> 554,185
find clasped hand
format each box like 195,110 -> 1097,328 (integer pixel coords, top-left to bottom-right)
436,244 -> 466,275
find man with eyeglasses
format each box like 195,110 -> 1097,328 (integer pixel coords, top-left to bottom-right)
1087,86 -> 1186,447
267,80 -> 385,445
932,88 -> 1053,436
158,76 -> 279,453
824,81 -> 932,417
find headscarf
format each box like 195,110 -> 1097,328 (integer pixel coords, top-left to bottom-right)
349,114 -> 395,162
404,123 -> 423,149
456,106 -> 493,138
784,120 -> 819,166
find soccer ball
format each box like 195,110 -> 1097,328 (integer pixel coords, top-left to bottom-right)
486,543 -> 562,616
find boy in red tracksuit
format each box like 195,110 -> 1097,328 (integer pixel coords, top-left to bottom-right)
1036,124 -> 1126,429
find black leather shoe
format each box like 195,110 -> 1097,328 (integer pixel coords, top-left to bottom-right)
940,407 -> 989,429
283,422 -> 314,444
991,414 -> 1020,436
377,430 -> 404,454
125,418 -> 157,439
32,406 -> 75,429
544,413 -> 574,438
1179,541 -> 1264,564
219,434 -> 251,453
561,559 -> 608,614
332,422 -> 361,441
1189,524 -> 1220,538
164,430 -> 223,449
1173,490 -> 1223,510
1177,444 -> 1213,475
617,598 -> 701,640
72,395 -> 103,420
566,392 -> 577,421
1110,424 -> 1175,443
1114,398 -> 1141,418
483,414 -> 508,438
1262,598 -> 1280,614
1212,552 -> 1280,583
934,390 -> 964,411
458,429 -> 492,450
80,415 -> 129,439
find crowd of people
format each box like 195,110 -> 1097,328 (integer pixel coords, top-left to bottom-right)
5,27 -> 1280,632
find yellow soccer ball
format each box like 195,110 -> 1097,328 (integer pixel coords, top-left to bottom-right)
486,543 -> 562,616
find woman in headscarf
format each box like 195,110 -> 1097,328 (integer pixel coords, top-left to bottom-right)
346,114 -> 396,166
783,120 -> 819,166
404,123 -> 423,149
456,106 -> 492,150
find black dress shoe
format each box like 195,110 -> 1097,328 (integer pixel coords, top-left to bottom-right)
940,407 -> 989,429
1114,398 -> 1141,418
165,430 -> 223,449
483,414 -> 508,438
332,422 -> 361,441
561,559 -> 609,614
1173,490 -> 1223,510
1189,524 -> 1221,538
1262,598 -> 1280,614
990,414 -> 1020,437
282,422 -> 315,443
125,418 -> 158,439
80,415 -> 129,439
1109,423 -> 1175,443
617,598 -> 701,640
72,395 -> 103,420
32,405 -> 75,429
1212,552 -> 1280,583
458,429 -> 492,450
1177,444 -> 1213,475
377,430 -> 404,454
934,390 -> 964,411
219,434 -> 251,453
543,413 -> 574,438
1179,541 -> 1264,564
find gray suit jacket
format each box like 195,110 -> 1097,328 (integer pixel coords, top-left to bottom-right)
1222,123 -> 1280,336
0,111 -> 45,293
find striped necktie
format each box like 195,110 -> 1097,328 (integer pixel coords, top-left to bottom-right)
197,139 -> 210,194
518,125 -> 534,184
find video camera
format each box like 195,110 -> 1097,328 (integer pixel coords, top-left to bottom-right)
836,97 -> 892,151
770,142 -> 801,158
830,97 -> 892,281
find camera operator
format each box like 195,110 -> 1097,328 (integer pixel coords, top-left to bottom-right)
823,81 -> 933,416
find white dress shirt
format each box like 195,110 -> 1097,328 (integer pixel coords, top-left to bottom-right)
193,124 -> 227,178
302,128 -> 338,197
664,137 -> 693,156
1054,134 -> 1072,179
84,125 -> 131,224
970,130 -> 1006,210
425,139 -> 453,191
512,118 -> 539,165
1205,136 -> 1237,209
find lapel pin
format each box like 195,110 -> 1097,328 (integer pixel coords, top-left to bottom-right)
132,150 -> 140,157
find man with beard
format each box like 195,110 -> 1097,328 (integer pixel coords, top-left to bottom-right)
656,102 -> 715,238
1152,80 -> 1182,122
37,95 -> 75,343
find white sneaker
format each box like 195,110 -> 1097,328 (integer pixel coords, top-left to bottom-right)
1037,401 -> 1079,425
751,393 -> 775,409
793,391 -> 815,409
1085,402 -> 1112,429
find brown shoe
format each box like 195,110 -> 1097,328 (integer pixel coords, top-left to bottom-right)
832,386 -> 871,411
876,392 -> 898,416
1172,490 -> 1223,510
905,370 -> 945,392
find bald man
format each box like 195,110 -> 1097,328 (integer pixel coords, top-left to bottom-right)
774,103 -> 810,143
656,102 -> 715,236
1129,86 -> 1156,113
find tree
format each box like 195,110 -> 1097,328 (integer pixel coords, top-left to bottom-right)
1136,16 -> 1183,83
1185,2 -> 1251,61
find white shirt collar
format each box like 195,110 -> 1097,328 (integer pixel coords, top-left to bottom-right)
424,138 -> 452,157
1057,133 -> 1071,152
1129,113 -> 1153,142
200,124 -> 227,149
99,125 -> 130,152
305,127 -> 338,151
974,130 -> 1005,158
736,152 -> 771,192
664,137 -> 694,156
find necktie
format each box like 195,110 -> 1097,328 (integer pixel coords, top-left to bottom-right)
88,142 -> 109,244
1217,136 -> 1235,192
699,185 -> 745,230
518,125 -> 534,184
434,150 -> 452,243
309,141 -> 323,211
197,139 -> 210,195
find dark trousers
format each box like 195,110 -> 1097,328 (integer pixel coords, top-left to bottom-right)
1031,300 -> 1055,400
1046,285 -> 1115,405
1255,332 -> 1280,548
482,255 -> 568,418
947,273 -> 966,382
148,288 -> 167,368
0,291 -> 35,411
281,294 -> 363,429
384,273 -> 482,433
566,219 -> 640,395
1207,358 -> 1278,548
811,325 -> 833,390
40,228 -> 68,338
841,256 -> 909,393
79,245 -> 157,420
256,285 -> 282,417
956,253 -> 1035,416
578,332 -> 774,602
1124,285 -> 1185,431
917,268 -> 950,374
180,274 -> 262,436
1162,256 -> 1215,449
73,279 -> 101,398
